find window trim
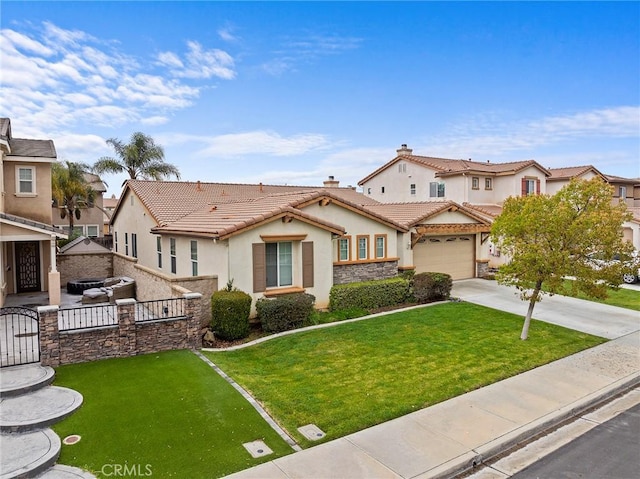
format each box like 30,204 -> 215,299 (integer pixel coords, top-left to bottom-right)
429,182 -> 445,198
485,178 -> 493,190
266,241 -> 293,288
472,177 -> 479,190
86,225 -> 99,238
375,234 -> 387,259
170,238 -> 177,274
125,233 -> 129,256
357,235 -> 369,260
619,186 -> 627,199
131,233 -> 138,258
190,240 -> 198,276
410,183 -> 416,195
15,165 -> 36,196
337,236 -> 351,262
156,236 -> 162,269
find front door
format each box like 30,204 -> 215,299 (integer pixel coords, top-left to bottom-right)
15,241 -> 41,293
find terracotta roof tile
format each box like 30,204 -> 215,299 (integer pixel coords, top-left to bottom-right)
364,201 -> 492,228
462,203 -> 504,219
547,165 -> 605,180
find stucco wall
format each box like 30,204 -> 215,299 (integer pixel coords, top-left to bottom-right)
361,161 -> 440,203
3,161 -> 53,224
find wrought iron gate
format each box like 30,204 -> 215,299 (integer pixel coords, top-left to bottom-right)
0,307 -> 40,367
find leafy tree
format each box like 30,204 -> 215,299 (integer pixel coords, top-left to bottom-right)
93,132 -> 180,184
491,178 -> 636,340
52,161 -> 96,232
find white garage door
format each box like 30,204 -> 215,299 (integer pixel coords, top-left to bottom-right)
413,235 -> 475,280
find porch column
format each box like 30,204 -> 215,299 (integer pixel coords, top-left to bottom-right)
48,235 -> 61,306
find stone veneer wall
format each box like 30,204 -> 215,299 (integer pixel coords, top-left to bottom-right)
38,294 -> 202,367
58,252 -> 114,286
333,260 -> 399,285
113,253 -> 217,327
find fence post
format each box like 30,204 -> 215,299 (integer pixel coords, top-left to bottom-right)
38,305 -> 60,367
116,298 -> 137,357
183,293 -> 203,349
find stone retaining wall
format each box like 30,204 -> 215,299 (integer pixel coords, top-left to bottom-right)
38,293 -> 202,367
58,252 -> 113,286
333,260 -> 398,285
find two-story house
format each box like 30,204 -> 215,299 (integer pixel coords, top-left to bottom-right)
0,118 -> 66,307
359,145 -> 550,205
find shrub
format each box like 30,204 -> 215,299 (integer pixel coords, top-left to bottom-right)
256,293 -> 316,333
412,272 -> 453,303
210,289 -> 252,340
329,277 -> 410,311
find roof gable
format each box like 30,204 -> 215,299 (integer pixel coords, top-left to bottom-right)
364,201 -> 492,228
548,165 -> 607,181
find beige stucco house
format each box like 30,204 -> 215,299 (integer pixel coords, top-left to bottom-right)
0,118 -> 66,307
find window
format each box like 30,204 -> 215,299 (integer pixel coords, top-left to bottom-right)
125,233 -> 129,256
170,238 -> 176,274
522,178 -> 539,196
190,240 -> 198,276
357,236 -> 368,260
472,177 -> 479,190
266,242 -> 292,288
620,186 -> 627,199
375,235 -> 386,259
367,187 -> 371,194
410,184 -> 416,195
398,163 -> 406,173
157,237 -> 162,268
131,233 -> 138,258
16,166 -> 35,195
429,182 -> 445,198
114,232 -> 118,253
86,225 -> 99,237
485,178 -> 493,190
338,237 -> 350,262
381,186 -> 385,194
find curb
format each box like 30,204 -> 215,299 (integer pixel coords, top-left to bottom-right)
431,372 -> 640,479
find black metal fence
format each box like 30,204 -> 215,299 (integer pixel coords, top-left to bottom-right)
136,298 -> 186,322
59,304 -> 118,331
0,307 -> 40,367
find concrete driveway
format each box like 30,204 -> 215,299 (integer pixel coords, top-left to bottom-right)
452,279 -> 640,339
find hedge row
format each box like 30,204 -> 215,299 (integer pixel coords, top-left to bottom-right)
412,272 -> 453,303
210,290 -> 252,340
329,277 -> 410,311
256,293 -> 316,333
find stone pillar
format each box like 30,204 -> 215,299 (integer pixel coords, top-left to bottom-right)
116,298 -> 137,357
476,260 -> 490,278
38,305 -> 60,367
183,293 -> 203,349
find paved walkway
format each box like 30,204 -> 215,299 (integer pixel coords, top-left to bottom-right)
227,280 -> 640,479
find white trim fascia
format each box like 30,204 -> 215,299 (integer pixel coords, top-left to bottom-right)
5,155 -> 56,163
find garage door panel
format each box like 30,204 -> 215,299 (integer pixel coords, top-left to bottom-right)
414,235 -> 475,280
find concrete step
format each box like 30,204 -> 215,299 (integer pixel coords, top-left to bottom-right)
36,465 -> 96,479
0,429 -> 60,479
0,387 -> 83,433
0,365 -> 55,398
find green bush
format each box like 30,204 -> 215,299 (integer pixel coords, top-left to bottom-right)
211,289 -> 252,340
412,272 -> 453,303
256,293 -> 316,333
329,277 -> 410,311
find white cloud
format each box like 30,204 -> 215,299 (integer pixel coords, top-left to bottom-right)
195,130 -> 330,157
218,26 -> 239,43
157,51 -> 183,68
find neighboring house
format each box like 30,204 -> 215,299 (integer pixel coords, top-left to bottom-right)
546,165 -> 607,196
102,194 -> 118,235
53,172 -> 107,238
604,174 -> 640,208
358,144 -> 550,204
0,118 -> 66,307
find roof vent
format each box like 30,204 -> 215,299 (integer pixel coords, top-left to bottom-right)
396,144 -> 413,156
323,176 -> 339,188
196,180 -> 202,191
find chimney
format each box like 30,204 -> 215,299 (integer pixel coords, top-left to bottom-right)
323,175 -> 339,188
396,144 -> 413,156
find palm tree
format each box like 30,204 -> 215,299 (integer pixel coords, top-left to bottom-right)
93,132 -> 181,183
52,161 -> 96,233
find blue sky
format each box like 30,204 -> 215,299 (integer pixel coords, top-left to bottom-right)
1,1 -> 638,197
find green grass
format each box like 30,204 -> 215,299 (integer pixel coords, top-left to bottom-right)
204,302 -> 606,446
553,280 -> 640,311
52,350 -> 293,478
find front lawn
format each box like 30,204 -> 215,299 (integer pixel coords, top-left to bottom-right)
205,302 -> 605,446
53,350 -> 293,478
554,279 -> 640,311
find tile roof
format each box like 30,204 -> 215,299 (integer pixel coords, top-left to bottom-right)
605,174 -> 640,184
547,165 -> 605,181
7,138 -> 57,158
364,201 -> 492,227
462,203 -> 504,220
358,154 -> 549,185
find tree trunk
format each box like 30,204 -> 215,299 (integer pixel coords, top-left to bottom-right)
520,281 -> 542,340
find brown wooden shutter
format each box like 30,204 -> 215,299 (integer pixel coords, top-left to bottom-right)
521,178 -> 527,196
536,179 -> 541,195
252,243 -> 266,293
302,241 -> 314,288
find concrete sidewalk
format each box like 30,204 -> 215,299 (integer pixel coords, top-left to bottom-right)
227,280 -> 640,479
